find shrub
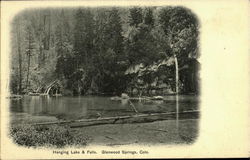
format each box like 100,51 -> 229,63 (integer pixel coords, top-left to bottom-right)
10,124 -> 88,148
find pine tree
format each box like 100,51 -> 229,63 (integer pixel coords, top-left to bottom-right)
144,8 -> 154,27
55,10 -> 72,78
128,7 -> 143,27
102,8 -> 126,94
73,9 -> 86,68
24,24 -> 35,90
105,8 -> 123,59
72,9 -> 96,94
125,7 -> 159,65
16,19 -> 23,94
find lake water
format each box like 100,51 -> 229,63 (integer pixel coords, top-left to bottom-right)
10,95 -> 199,123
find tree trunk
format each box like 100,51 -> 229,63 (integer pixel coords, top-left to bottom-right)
26,53 -> 31,90
16,21 -> 22,94
48,12 -> 51,50
174,55 -> 179,94
26,32 -> 31,90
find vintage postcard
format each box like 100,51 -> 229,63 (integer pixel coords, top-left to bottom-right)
1,0 -> 249,159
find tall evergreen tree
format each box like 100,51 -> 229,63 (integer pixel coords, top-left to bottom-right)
144,8 -> 154,27
125,7 -> 160,65
128,7 -> 143,27
73,9 -> 86,68
72,9 -> 96,94
105,8 -> 123,59
16,19 -> 23,94
24,24 -> 35,90
102,8 -> 126,94
73,9 -> 95,68
55,10 -> 73,79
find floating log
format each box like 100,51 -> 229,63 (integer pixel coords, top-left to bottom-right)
151,96 -> 164,100
50,94 -> 62,97
32,110 -> 199,128
39,93 -> 49,96
110,96 -> 151,101
28,92 -> 40,96
110,96 -> 164,101
6,94 -> 22,99
110,96 -> 121,101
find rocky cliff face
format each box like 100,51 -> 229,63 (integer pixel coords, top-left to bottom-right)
125,57 -> 200,96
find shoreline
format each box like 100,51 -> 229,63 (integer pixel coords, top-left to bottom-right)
10,118 -> 199,147
74,119 -> 199,146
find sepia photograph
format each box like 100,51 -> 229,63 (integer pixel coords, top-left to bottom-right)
9,6 -> 200,147
1,0 -> 249,159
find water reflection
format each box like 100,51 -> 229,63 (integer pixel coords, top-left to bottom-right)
176,94 -> 179,131
10,95 -> 199,121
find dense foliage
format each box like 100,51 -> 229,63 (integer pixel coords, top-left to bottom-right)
10,7 -> 199,96
10,124 -> 88,148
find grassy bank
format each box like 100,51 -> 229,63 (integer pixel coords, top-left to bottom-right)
10,119 -> 198,147
10,124 -> 89,148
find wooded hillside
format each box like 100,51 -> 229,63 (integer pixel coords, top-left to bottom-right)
10,7 -> 200,96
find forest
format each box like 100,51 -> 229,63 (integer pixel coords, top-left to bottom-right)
10,6 -> 200,96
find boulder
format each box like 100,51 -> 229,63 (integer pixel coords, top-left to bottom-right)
163,88 -> 174,95
121,93 -> 129,99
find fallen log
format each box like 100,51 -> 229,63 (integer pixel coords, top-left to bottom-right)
110,96 -> 151,101
28,92 -> 40,96
110,96 -> 164,101
32,110 -> 199,128
6,94 -> 22,99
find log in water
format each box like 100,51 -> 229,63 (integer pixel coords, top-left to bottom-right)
32,110 -> 199,128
